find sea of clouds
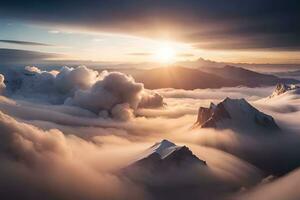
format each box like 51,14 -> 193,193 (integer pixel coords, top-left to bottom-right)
0,65 -> 300,200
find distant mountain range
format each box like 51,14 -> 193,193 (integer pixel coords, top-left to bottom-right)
202,65 -> 299,87
128,66 -> 238,89
273,70 -> 300,80
1,64 -> 299,91
118,65 -> 299,90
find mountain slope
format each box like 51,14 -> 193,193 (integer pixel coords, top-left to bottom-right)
118,66 -> 299,89
202,65 -> 299,87
130,66 -> 239,89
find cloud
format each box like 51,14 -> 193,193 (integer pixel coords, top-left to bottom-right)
0,74 -> 6,94
66,71 -> 143,113
8,66 -> 99,103
127,52 -> 194,58
0,39 -> 52,46
5,66 -> 165,120
0,108 -> 265,200
126,52 -> 153,56
54,66 -> 99,93
0,66 -> 300,199
138,91 -> 165,108
0,110 -> 146,200
176,53 -> 194,57
156,86 -> 272,101
111,103 -> 134,121
64,70 -> 165,119
24,66 -> 42,73
48,30 -> 60,34
236,168 -> 300,200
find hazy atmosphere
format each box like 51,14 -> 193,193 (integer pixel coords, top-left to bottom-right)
0,1 -> 300,200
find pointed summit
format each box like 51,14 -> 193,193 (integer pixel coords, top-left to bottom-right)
126,140 -> 206,173
269,83 -> 300,98
209,102 -> 216,109
149,139 -> 179,159
152,139 -> 175,148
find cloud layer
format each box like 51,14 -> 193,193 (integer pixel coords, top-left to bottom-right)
0,65 -> 299,199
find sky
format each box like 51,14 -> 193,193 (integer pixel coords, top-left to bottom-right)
0,0 -> 299,65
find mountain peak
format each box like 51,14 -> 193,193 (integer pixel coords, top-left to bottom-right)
269,83 -> 300,98
156,139 -> 175,147
195,98 -> 280,132
122,140 -> 207,191
222,98 -> 253,112
209,102 -> 216,109
149,139 -> 181,159
128,140 -> 206,171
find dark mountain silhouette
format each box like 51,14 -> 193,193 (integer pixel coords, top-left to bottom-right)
130,66 -> 239,89
112,66 -> 299,89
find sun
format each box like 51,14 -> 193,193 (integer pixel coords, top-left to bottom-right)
154,43 -> 176,64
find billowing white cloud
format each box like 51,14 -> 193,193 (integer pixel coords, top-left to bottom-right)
66,71 -> 143,112
24,66 -> 41,73
16,66 -> 99,102
138,91 -> 165,108
54,66 -> 99,93
6,66 -> 165,120
0,74 -> 6,94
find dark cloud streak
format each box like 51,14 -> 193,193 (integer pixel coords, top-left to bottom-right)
0,40 -> 52,46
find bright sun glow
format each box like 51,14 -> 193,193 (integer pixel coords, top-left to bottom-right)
154,43 -> 176,64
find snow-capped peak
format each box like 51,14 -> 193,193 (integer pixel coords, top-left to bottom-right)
195,97 -> 280,132
123,140 -> 207,177
270,83 -> 300,98
148,139 -> 182,159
